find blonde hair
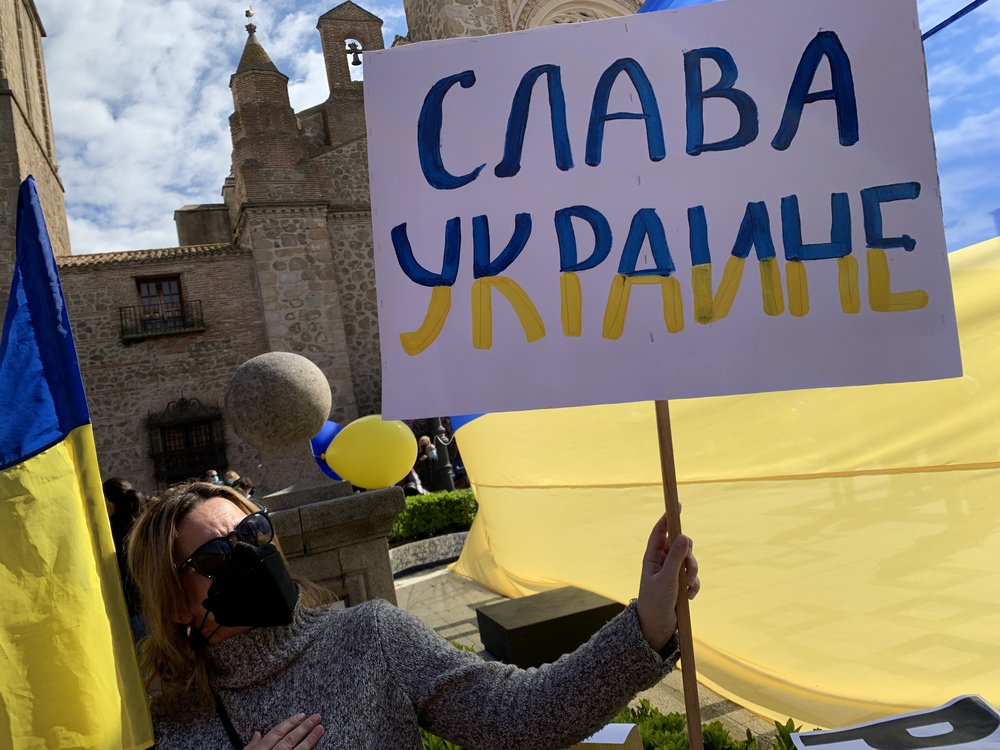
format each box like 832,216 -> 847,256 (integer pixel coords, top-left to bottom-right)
127,481 -> 336,720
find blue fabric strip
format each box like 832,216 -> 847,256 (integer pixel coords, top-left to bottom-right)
0,176 -> 90,470
450,414 -> 485,432
637,0 -> 725,14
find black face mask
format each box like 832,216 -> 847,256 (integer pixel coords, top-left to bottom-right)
201,541 -> 299,629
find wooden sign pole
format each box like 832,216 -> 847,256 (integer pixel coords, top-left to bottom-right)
654,400 -> 703,750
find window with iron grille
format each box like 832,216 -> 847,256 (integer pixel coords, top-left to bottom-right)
138,276 -> 183,327
147,398 -> 227,489
120,276 -> 205,341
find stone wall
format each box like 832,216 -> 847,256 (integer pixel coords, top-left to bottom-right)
57,245 -> 270,492
327,209 -> 381,416
323,87 -> 368,150
175,204 -> 234,246
404,0 -> 498,42
4,0 -> 67,253
511,0 -> 638,29
0,88 -> 70,312
1,1 -> 48,153
11,89 -> 66,247
317,136 -> 371,208
299,106 -> 328,153
0,0 -> 69,313
0,91 -> 19,316
237,205 -> 360,423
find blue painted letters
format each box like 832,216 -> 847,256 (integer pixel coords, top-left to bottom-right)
684,47 -> 759,155
861,182 -> 921,252
555,206 -> 614,272
417,71 -> 486,189
391,220 -> 462,286
495,65 -> 573,178
772,31 -> 859,151
586,58 -> 666,167
618,208 -> 675,276
781,193 -> 852,261
473,213 -> 533,278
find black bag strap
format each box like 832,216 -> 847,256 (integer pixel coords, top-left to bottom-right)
214,691 -> 244,750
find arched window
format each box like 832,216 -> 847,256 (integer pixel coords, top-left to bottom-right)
345,38 -> 364,81
147,398 -> 227,489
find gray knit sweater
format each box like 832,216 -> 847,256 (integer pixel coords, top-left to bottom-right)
153,598 -> 678,750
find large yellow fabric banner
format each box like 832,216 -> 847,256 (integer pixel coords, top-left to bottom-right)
453,237 -> 1000,730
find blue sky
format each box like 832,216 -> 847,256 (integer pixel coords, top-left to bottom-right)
32,0 -> 1000,253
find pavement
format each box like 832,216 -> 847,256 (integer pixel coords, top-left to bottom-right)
395,566 -> 778,748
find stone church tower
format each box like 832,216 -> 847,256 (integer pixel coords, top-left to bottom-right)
226,23 -> 361,421
0,0 -> 69,313
2,0 -> 642,490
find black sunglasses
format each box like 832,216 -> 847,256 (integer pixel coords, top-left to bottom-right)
177,509 -> 274,578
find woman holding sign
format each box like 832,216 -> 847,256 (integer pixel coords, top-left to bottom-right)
129,481 -> 699,749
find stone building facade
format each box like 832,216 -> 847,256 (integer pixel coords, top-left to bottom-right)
2,0 -> 639,492
0,0 -> 69,316
57,244 -> 269,487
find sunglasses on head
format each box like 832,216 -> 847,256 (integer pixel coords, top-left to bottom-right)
177,509 -> 274,578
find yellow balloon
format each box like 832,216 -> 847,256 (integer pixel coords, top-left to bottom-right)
324,415 -> 417,489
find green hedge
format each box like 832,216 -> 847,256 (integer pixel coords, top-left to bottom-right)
611,700 -> 805,750
421,698 -> 804,749
389,489 -> 478,547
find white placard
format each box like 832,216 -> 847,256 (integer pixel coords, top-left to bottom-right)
572,723 -> 642,749
792,696 -> 1000,750
364,0 -> 961,419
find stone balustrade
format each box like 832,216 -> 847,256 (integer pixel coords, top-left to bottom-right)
266,481 -> 406,606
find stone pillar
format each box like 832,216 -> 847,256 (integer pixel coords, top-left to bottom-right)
225,352 -> 404,605
269,484 -> 405,606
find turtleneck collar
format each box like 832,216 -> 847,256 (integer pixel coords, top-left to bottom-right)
205,605 -> 333,690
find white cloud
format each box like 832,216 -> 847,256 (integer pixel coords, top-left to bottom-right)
933,105 -> 1000,155
37,0 -> 244,252
286,48 -> 333,112
920,0 -> 1000,248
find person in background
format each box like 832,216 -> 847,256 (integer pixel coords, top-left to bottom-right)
233,476 -> 255,498
398,467 -> 428,496
204,470 -> 222,484
127,481 -> 699,749
224,471 -> 240,487
103,476 -> 147,643
415,435 -> 439,491
418,435 -> 437,461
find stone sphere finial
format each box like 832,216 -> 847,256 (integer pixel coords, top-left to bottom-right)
226,352 -> 331,447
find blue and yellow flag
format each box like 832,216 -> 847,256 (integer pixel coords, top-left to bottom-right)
637,0 -> 724,13
0,177 -> 153,749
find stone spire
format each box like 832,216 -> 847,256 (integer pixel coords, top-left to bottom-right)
237,21 -> 280,74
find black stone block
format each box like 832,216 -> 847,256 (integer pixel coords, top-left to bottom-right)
476,586 -> 626,669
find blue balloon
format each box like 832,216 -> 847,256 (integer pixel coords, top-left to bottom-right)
310,420 -> 343,481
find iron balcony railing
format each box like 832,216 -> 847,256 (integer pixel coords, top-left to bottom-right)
119,300 -> 205,341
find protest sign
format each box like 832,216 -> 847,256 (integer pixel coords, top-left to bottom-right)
793,696 -> 1000,750
364,0 -> 961,419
